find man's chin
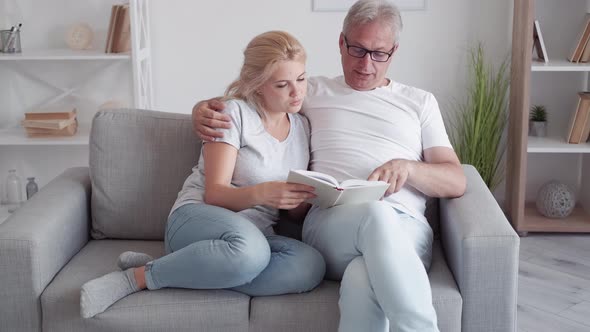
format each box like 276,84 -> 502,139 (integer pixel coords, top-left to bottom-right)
348,79 -> 376,91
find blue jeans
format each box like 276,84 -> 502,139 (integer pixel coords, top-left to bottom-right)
303,201 -> 438,332
144,203 -> 325,296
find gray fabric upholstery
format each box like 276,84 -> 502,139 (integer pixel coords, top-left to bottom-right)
0,109 -> 519,332
41,240 -> 250,332
89,109 -> 200,240
440,165 -> 520,332
0,167 -> 90,331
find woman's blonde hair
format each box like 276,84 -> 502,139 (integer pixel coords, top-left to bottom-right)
224,31 -> 306,112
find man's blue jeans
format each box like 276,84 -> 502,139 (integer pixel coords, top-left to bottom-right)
144,203 -> 326,296
303,201 -> 439,332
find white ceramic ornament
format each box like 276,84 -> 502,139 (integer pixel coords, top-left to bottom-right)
66,23 -> 93,50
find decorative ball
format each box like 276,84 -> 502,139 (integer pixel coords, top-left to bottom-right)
65,23 -> 94,50
535,181 -> 576,218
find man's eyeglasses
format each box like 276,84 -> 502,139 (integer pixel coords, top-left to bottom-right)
343,35 -> 395,62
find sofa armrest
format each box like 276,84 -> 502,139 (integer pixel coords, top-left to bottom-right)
0,167 -> 90,332
439,165 -> 519,332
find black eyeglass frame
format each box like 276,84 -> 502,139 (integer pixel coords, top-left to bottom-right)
343,35 -> 396,62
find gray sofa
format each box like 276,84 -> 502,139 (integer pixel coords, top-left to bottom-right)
0,109 -> 519,332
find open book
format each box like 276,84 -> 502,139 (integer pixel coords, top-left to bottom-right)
287,170 -> 389,209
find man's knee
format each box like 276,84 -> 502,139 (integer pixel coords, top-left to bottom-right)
359,201 -> 402,232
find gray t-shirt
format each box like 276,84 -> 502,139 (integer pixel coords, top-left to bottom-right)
170,99 -> 311,235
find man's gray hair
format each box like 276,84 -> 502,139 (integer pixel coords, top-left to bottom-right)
342,0 -> 403,44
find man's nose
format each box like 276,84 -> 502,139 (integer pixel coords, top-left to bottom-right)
359,52 -> 373,67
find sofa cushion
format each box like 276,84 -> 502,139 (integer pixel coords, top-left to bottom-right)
41,240 -> 250,332
89,109 -> 201,240
429,240 -> 462,332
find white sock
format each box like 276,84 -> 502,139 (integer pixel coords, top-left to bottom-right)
80,268 -> 141,318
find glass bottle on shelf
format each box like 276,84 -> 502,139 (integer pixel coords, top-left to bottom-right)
26,177 -> 38,199
5,169 -> 23,213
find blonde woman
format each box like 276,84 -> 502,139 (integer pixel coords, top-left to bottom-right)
80,31 -> 325,318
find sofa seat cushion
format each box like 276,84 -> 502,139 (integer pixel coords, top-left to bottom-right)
249,240 -> 462,332
41,240 -> 250,332
429,240 -> 463,332
250,280 -> 340,332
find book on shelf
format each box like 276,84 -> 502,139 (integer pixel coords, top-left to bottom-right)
568,14 -> 590,62
105,4 -> 131,53
25,122 -> 78,137
533,20 -> 549,63
21,117 -> 77,130
21,107 -> 78,137
286,170 -> 389,209
24,108 -> 76,120
105,5 -> 121,53
566,92 -> 590,143
581,39 -> 590,63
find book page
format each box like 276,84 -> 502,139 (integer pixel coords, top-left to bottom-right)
340,179 -> 389,189
288,170 -> 339,187
334,183 -> 389,206
287,170 -> 341,208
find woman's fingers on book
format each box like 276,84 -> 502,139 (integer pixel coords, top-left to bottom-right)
276,197 -> 312,209
287,183 -> 316,193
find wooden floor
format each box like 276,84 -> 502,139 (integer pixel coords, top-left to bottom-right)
518,234 -> 590,332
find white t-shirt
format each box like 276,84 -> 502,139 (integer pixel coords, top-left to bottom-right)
170,99 -> 311,235
302,76 -> 452,223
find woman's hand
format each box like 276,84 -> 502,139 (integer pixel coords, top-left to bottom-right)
255,181 -> 316,209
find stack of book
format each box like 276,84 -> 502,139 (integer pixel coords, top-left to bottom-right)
21,108 -> 78,138
566,92 -> 590,144
105,4 -> 131,53
568,14 -> 590,63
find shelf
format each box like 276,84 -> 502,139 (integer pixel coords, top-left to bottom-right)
523,204 -> 590,232
531,59 -> 590,72
527,136 -> 590,153
0,49 -> 130,61
0,123 -> 90,146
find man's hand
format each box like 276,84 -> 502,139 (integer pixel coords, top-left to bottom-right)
367,159 -> 415,196
192,98 -> 232,141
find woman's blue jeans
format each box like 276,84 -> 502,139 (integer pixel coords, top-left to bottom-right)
144,203 -> 325,296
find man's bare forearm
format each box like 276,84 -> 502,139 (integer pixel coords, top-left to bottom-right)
407,161 -> 466,198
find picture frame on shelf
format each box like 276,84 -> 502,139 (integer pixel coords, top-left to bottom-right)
312,0 -> 426,12
533,20 -> 548,63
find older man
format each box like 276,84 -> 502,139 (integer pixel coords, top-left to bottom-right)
193,1 -> 465,331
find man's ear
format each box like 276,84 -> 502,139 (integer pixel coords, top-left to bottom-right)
338,33 -> 345,55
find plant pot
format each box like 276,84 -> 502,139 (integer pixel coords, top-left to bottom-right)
529,121 -> 547,137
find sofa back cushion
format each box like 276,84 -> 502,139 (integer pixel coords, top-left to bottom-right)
89,109 -> 201,240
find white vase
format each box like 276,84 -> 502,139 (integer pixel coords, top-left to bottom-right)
529,121 -> 547,137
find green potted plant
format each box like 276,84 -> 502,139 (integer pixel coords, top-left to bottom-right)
446,43 -> 510,191
529,104 -> 547,137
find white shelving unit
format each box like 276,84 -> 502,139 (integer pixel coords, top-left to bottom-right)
507,0 -> 590,234
0,49 -> 131,61
531,59 -> 590,71
0,0 -> 152,217
0,0 -> 152,146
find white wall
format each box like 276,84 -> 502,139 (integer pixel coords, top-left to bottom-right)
149,0 -> 512,115
0,0 -> 513,203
